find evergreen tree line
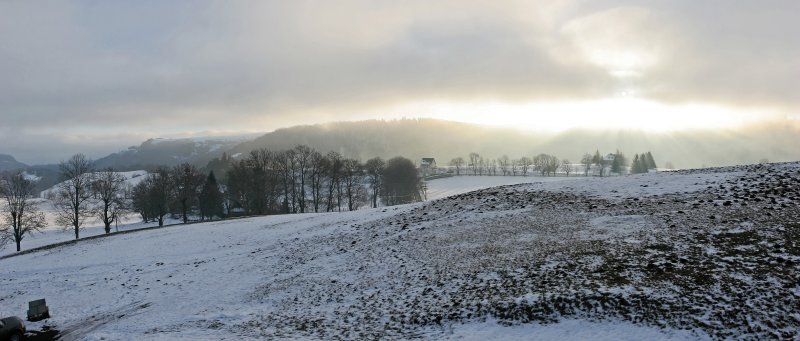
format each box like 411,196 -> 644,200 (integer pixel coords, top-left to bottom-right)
630,152 -> 658,174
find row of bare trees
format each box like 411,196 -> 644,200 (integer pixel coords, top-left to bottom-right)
2,147 -> 424,252
222,146 -> 423,216
449,150 -> 650,177
0,172 -> 46,252
1,154 -> 142,251
449,153 -> 574,177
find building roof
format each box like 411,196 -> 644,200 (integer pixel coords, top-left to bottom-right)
421,158 -> 436,165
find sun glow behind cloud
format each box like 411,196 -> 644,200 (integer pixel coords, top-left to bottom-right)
383,98 -> 776,133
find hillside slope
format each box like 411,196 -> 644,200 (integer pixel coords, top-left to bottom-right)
228,119 -> 545,163
0,154 -> 28,172
1,163 -> 798,340
94,135 -> 260,171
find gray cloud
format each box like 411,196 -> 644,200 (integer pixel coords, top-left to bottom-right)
0,0 -> 798,163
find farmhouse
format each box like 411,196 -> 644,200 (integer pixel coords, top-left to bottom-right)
420,158 -> 437,177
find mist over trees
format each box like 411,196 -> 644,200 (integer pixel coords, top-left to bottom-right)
442,149 -> 653,178
217,119 -> 800,174
631,152 -> 658,174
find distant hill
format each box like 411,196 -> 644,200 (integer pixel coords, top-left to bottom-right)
228,119 -> 548,163
225,118 -> 800,169
0,154 -> 28,172
32,118 -> 800,178
534,121 -> 800,169
94,135 -> 260,171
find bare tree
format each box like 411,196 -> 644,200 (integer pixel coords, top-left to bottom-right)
51,154 -> 94,239
449,157 -> 465,176
561,159 -> 572,177
550,157 -> 561,177
308,151 -> 327,212
519,157 -> 531,176
274,149 -> 297,213
341,158 -> 363,211
468,153 -> 480,175
498,155 -> 510,176
246,149 -> 280,215
1,173 -> 46,251
325,152 -> 343,212
172,163 -> 204,223
581,153 -> 593,176
92,168 -> 128,233
131,176 -> 155,223
293,145 -> 314,213
147,168 -> 172,226
364,157 -> 385,208
534,154 -> 560,176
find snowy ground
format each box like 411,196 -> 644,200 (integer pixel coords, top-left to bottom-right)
0,171 -> 159,257
1,163 -> 798,340
3,173 -> 567,257
425,175 -> 577,201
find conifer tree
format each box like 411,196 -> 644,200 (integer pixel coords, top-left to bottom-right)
645,152 -> 657,170
631,154 -> 642,174
199,171 -> 224,221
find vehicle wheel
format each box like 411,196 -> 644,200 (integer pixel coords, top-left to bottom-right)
9,331 -> 22,341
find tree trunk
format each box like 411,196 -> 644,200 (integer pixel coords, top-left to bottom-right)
182,199 -> 189,223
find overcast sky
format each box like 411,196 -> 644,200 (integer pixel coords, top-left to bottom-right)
1,0 -> 798,164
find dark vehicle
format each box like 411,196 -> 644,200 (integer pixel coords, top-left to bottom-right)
0,316 -> 25,341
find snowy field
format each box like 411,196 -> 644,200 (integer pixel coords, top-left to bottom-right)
0,163 -> 798,340
425,175 -> 578,201
0,171 -> 160,257
3,173 -> 570,257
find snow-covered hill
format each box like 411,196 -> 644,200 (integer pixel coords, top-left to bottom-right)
93,134 -> 260,170
39,170 -> 147,199
1,163 -> 798,340
425,175 -> 577,201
